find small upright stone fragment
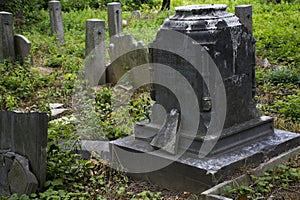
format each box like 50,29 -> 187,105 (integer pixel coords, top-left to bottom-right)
150,109 -> 180,154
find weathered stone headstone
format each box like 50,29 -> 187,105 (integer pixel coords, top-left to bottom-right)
14,34 -> 32,64
7,153 -> 38,195
107,2 -> 122,37
0,11 -> 15,61
111,4 -> 300,193
49,0 -> 64,44
131,10 -> 142,20
235,5 -> 253,35
0,111 -> 48,195
107,34 -> 149,85
85,19 -> 106,86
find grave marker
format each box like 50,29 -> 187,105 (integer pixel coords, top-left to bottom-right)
14,34 -> 32,64
0,12 -> 15,61
111,4 -> 300,193
49,0 -> 64,44
0,111 -> 48,195
85,19 -> 106,86
107,2 -> 122,37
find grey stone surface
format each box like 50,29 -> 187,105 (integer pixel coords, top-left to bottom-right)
107,34 -> 149,85
7,153 -> 38,195
50,103 -> 64,109
131,10 -> 142,20
0,12 -> 15,61
85,19 -> 106,86
50,108 -> 70,119
110,4 -> 300,193
14,34 -> 32,64
150,109 -> 180,154
107,2 -> 122,37
78,140 -> 110,160
0,152 -> 38,196
49,1 -> 64,44
235,5 -> 252,35
111,129 -> 300,193
0,111 -> 48,193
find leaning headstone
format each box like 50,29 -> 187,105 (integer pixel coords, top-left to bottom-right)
85,19 -> 106,86
107,34 -> 149,85
107,2 -> 122,37
14,34 -> 32,64
0,111 -> 48,195
7,152 -> 38,195
49,1 -> 64,44
0,12 -> 15,61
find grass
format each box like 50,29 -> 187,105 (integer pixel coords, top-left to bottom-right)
0,0 -> 299,199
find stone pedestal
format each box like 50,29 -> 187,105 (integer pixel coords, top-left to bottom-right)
110,4 -> 300,192
111,129 -> 300,192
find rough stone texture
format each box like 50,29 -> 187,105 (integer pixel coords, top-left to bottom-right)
110,4 -> 300,193
0,152 -> 38,196
111,129 -> 300,193
0,12 -> 15,61
14,34 -> 32,64
7,153 -> 38,195
85,19 -> 106,86
49,1 -> 64,44
107,2 -> 122,37
0,111 -> 48,194
235,5 -> 252,35
107,34 -> 149,85
150,109 -> 180,154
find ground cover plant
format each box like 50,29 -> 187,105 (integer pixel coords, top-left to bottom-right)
0,0 -> 299,199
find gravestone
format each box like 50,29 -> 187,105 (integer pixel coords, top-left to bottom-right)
0,11 -> 15,61
107,34 -> 149,85
131,10 -> 142,20
14,34 -> 32,64
49,0 -> 64,44
107,2 -> 122,37
110,4 -> 300,193
0,111 -> 48,196
85,19 -> 106,86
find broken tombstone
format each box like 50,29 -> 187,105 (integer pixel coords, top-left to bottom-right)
110,4 -> 300,193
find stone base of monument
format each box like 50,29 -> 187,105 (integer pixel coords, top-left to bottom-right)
110,129 -> 300,193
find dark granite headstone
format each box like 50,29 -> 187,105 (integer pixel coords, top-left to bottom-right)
110,4 -> 300,193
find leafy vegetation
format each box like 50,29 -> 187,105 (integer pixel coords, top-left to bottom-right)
0,0 -> 299,199
223,155 -> 300,199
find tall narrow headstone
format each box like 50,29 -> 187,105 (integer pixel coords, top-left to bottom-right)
0,12 -> 15,61
85,19 -> 106,86
107,2 -> 122,37
49,1 -> 64,44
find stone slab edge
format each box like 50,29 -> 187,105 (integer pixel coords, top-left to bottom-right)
201,145 -> 300,200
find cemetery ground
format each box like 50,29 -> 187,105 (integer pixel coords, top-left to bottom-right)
0,0 -> 299,199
